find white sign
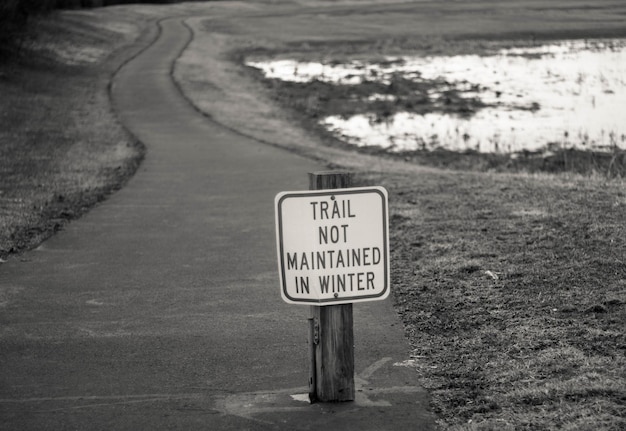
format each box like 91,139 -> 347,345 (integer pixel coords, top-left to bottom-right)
275,187 -> 389,305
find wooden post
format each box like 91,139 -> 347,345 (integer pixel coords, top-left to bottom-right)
308,171 -> 355,403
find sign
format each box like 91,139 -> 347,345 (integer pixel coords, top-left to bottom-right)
275,187 -> 389,305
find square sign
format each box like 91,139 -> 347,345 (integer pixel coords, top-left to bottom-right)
275,187 -> 389,305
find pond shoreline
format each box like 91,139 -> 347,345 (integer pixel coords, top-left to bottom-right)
244,37 -> 626,177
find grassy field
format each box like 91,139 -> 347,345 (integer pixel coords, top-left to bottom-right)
368,168 -> 625,430
1,1 -> 625,430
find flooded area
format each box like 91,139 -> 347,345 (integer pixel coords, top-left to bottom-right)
247,39 -> 626,154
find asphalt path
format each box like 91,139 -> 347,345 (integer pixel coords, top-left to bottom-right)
0,16 -> 435,430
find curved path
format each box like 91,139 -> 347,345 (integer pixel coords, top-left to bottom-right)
0,17 -> 434,430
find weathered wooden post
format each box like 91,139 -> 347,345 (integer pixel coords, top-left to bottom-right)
308,171 -> 355,402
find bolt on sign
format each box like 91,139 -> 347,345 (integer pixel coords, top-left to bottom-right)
275,187 -> 389,305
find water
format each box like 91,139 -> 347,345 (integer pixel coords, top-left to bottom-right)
247,39 -> 626,154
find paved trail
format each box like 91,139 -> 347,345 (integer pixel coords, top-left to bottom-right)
0,16 -> 435,430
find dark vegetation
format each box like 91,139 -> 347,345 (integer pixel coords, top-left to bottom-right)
0,6 -> 146,258
0,0 -> 203,59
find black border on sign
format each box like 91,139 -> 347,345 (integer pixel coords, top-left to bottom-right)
276,187 -> 389,304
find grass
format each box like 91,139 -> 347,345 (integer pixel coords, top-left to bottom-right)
362,169 -> 626,429
0,8 -> 151,258
1,1 -> 625,430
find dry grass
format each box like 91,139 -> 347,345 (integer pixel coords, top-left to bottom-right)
358,169 -> 626,430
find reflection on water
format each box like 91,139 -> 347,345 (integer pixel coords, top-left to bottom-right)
247,39 -> 626,153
